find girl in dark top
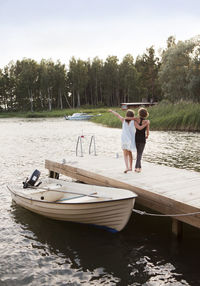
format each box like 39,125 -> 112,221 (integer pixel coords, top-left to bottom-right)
109,109 -> 149,173
134,108 -> 149,172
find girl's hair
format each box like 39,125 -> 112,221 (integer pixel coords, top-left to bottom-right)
125,109 -> 134,122
138,108 -> 149,119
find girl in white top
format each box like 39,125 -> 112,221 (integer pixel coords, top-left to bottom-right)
109,109 -> 149,173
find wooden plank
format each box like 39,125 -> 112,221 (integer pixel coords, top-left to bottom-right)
189,200 -> 200,208
45,160 -> 110,186
45,160 -> 106,186
45,159 -> 200,229
45,159 -> 198,208
167,190 -> 200,203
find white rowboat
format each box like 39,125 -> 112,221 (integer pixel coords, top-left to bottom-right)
8,178 -> 137,232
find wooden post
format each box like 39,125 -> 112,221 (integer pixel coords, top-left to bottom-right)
172,218 -> 183,239
49,170 -> 59,179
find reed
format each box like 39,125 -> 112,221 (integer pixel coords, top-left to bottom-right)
148,102 -> 200,131
92,102 -> 200,132
92,109 -> 124,128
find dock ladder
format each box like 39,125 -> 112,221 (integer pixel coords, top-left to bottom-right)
76,135 -> 97,157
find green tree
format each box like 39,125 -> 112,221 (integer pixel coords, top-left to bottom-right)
136,46 -> 161,102
53,61 -> 67,109
119,54 -> 139,103
38,59 -> 59,111
187,40 -> 200,102
103,56 -> 119,106
68,57 -> 88,107
86,57 -> 104,106
167,35 -> 176,48
159,38 -> 196,102
14,59 -> 38,111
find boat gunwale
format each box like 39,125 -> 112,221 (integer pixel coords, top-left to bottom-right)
9,188 -> 137,205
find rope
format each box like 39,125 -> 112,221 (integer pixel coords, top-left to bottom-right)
132,208 -> 200,217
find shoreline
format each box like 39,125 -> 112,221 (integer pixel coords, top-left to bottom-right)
0,102 -> 200,132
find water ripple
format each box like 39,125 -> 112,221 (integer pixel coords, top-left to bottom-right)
0,118 -> 199,285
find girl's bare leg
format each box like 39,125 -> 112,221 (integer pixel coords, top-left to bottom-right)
123,150 -> 129,173
128,151 -> 133,171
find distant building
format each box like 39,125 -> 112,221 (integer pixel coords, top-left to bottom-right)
120,102 -> 157,110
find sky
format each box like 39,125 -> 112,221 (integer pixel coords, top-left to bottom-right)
0,0 -> 200,68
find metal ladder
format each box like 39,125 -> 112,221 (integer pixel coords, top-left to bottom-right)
76,135 -> 97,157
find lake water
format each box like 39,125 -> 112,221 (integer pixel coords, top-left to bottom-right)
0,118 -> 200,286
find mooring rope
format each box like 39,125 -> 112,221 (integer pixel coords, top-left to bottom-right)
132,209 -> 200,217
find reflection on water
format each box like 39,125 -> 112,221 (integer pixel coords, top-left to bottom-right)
9,204 -> 121,285
144,131 -> 200,172
7,203 -> 198,286
0,118 -> 200,285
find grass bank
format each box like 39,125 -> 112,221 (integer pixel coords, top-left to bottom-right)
147,102 -> 200,131
0,107 -> 106,119
92,102 -> 200,132
0,102 -> 199,131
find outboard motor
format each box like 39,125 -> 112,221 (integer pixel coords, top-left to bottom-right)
23,169 -> 41,188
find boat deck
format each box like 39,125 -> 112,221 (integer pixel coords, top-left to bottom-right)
45,156 -> 200,234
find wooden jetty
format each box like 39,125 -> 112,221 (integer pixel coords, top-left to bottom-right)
45,157 -> 200,237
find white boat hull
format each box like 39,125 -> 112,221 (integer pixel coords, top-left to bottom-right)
9,179 -> 137,232
66,116 -> 93,120
64,113 -> 101,120
64,113 -> 94,120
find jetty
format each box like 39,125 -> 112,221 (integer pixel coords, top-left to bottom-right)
45,156 -> 200,237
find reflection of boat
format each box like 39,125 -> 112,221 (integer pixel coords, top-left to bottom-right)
64,113 -> 101,120
8,178 -> 137,232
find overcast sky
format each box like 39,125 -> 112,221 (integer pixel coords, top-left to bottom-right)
0,0 -> 199,68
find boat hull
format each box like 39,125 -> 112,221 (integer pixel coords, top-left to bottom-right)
9,179 -> 137,232
64,114 -> 93,120
64,113 -> 101,120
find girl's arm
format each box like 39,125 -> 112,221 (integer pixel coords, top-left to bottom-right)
134,120 -> 150,130
146,123 -> 150,139
108,109 -> 124,122
125,116 -> 137,121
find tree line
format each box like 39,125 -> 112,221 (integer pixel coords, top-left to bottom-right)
0,35 -> 199,112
